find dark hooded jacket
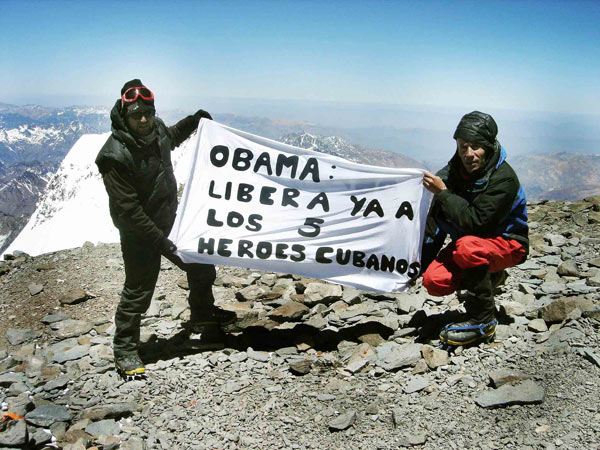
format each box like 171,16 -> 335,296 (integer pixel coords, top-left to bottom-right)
421,143 -> 529,272
95,100 -> 201,244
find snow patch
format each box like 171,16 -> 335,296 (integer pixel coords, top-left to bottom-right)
4,129 -> 199,257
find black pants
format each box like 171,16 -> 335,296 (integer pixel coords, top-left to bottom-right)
114,238 -> 216,357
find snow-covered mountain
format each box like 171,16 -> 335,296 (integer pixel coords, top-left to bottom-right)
0,103 -> 112,253
3,131 -> 197,257
0,102 -> 110,165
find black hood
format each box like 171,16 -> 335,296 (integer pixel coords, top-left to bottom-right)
109,100 -> 156,150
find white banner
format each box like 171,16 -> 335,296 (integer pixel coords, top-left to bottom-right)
170,120 -> 432,293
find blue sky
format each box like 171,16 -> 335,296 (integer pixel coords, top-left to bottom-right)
1,0 -> 599,117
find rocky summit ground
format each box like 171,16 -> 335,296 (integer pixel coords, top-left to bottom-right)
1,198 -> 600,450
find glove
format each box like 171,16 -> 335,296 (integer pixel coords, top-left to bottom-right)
194,109 -> 213,121
160,238 -> 177,255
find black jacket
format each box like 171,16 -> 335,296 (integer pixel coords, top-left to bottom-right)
421,145 -> 529,272
95,101 -> 201,244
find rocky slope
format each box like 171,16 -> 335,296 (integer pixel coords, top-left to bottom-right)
0,198 -> 599,449
0,162 -> 55,253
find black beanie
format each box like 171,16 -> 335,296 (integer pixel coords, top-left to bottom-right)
120,78 -> 155,116
453,111 -> 498,150
121,79 -> 144,96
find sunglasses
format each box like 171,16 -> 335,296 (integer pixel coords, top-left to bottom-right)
121,86 -> 154,106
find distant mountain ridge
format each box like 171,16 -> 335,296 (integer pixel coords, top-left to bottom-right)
510,152 -> 600,201
280,132 -> 426,169
0,102 -> 110,165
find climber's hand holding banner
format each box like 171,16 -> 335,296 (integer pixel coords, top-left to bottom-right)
169,120 -> 432,292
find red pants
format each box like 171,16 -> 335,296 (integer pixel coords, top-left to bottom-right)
422,236 -> 525,297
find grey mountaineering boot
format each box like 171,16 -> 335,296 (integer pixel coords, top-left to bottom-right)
114,352 -> 146,380
440,265 -> 497,346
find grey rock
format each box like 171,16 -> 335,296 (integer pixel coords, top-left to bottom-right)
399,432 -> 428,447
170,303 -> 187,319
267,301 -> 309,321
365,402 -> 378,415
29,427 -> 52,446
46,337 -> 80,354
328,410 -> 357,431
561,246 -> 580,258
6,328 -> 41,345
345,357 -> 369,374
235,285 -> 267,301
5,393 -> 34,417
89,344 -> 114,363
581,348 -> 600,368
289,359 -> 312,375
475,380 -> 545,408
557,260 -> 579,277
81,402 -> 140,420
85,418 -> 120,436
28,282 -> 44,295
540,297 -> 594,322
318,393 -> 336,401
41,312 -> 69,324
52,345 -> 90,363
43,374 -> 70,391
488,370 -> 533,388
519,261 -> 541,270
573,212 -> 588,227
405,376 -> 430,394
229,352 -> 248,363
357,314 -> 399,332
7,381 -> 29,395
421,345 -> 448,369
303,283 -> 343,306
59,288 -> 89,305
376,342 -> 423,371
51,319 -> 93,339
342,287 -> 362,305
223,380 -> 247,394
588,257 -> 600,268
587,272 -> 600,287
247,347 -> 270,362
25,404 -> 71,427
539,281 -> 565,294
338,301 -> 377,320
218,274 -> 249,287
540,326 -> 586,352
518,283 -> 538,294
566,281 -> 592,294
275,347 -> 298,357
583,305 -> 600,320
121,437 -> 146,450
0,372 -> 26,387
50,421 -> 68,440
0,417 -> 27,446
500,301 -> 527,317
539,255 -> 562,266
528,318 -> 548,332
145,300 -> 162,317
544,233 -> 567,247
395,292 -> 427,314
